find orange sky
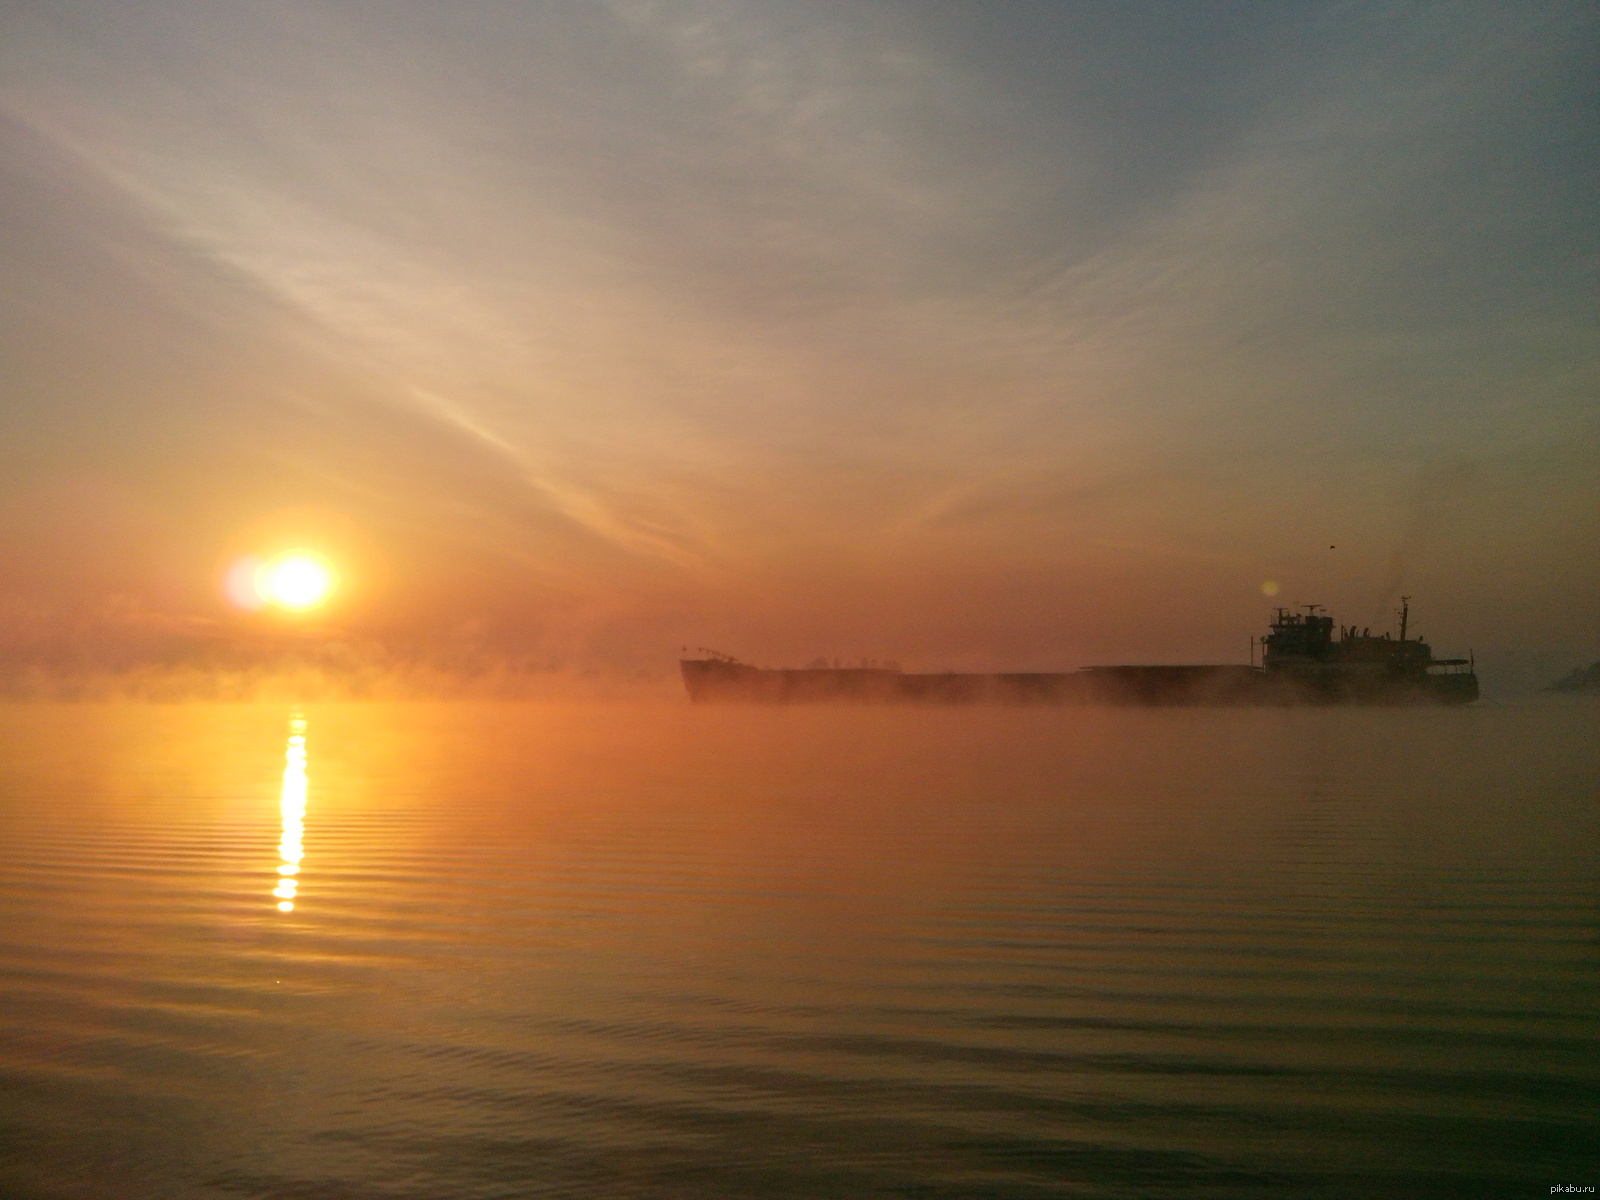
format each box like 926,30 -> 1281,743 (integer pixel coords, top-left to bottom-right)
0,1 -> 1595,684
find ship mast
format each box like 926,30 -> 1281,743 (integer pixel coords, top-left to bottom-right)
1398,596 -> 1410,642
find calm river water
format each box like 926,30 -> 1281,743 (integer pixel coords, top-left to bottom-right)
0,700 -> 1595,1198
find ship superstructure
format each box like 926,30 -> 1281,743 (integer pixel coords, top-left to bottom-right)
1260,598 -> 1476,703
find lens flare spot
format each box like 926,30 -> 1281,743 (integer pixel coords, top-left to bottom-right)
224,557 -> 266,610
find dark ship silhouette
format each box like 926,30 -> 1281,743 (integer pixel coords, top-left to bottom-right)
681,598 -> 1477,706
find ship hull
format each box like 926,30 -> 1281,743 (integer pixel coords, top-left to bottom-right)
680,661 -> 1478,706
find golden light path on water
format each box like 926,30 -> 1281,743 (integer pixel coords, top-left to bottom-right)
274,714 -> 307,912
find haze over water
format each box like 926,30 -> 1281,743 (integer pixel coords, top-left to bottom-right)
1,700 -> 1595,1198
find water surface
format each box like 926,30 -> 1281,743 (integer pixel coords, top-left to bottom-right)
0,701 -> 1595,1198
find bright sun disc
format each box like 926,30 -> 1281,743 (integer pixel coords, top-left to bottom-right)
257,553 -> 336,611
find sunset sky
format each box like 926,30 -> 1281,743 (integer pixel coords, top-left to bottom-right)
0,0 -> 1594,676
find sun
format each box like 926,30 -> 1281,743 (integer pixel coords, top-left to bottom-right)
222,548 -> 342,613
256,552 -> 337,612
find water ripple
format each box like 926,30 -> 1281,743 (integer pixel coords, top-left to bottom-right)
0,701 -> 1594,1197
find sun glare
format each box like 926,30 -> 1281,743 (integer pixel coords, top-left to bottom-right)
223,549 -> 340,613
255,553 -> 336,611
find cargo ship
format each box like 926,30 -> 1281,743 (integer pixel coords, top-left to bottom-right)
681,598 -> 1477,706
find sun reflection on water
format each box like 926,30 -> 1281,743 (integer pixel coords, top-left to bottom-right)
274,714 -> 307,912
